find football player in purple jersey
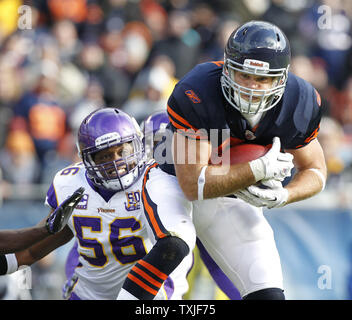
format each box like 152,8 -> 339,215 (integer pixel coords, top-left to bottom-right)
0,108 -> 192,300
117,21 -> 326,300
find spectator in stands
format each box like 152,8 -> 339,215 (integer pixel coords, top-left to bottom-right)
123,54 -> 177,123
319,116 -> 352,188
0,130 -> 40,187
148,9 -> 201,78
11,62 -> 67,181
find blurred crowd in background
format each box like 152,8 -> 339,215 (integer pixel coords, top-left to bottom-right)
0,0 -> 352,196
0,0 -> 352,300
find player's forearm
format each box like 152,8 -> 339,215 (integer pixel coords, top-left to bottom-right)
176,162 -> 256,201
15,226 -> 73,267
204,163 -> 257,199
285,168 -> 326,204
0,226 -> 49,255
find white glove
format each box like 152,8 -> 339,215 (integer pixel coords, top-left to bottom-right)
234,179 -> 288,209
249,137 -> 294,182
234,188 -> 267,207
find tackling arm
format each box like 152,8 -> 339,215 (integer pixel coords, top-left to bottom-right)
0,212 -> 74,275
0,186 -> 83,255
15,215 -> 74,267
0,225 -> 49,255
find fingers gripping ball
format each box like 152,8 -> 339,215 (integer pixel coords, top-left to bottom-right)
46,187 -> 85,234
248,137 -> 294,181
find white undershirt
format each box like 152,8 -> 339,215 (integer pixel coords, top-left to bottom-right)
241,112 -> 265,129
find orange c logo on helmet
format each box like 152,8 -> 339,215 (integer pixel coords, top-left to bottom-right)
185,90 -> 201,104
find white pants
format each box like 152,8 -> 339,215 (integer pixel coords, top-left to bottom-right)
193,197 -> 283,297
144,166 -> 283,298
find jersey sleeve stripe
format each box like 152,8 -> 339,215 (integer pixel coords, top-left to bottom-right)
142,163 -> 170,240
304,124 -> 320,144
168,114 -> 189,131
167,105 -> 197,131
127,273 -> 158,296
293,124 -> 320,149
167,105 -> 208,140
131,265 -> 163,288
139,260 -> 168,280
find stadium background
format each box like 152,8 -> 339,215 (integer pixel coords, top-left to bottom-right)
0,0 -> 352,300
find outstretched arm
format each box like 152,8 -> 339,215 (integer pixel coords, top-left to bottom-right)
15,223 -> 74,267
0,213 -> 73,276
0,223 -> 48,255
0,186 -> 84,254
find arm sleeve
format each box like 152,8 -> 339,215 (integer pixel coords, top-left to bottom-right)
167,85 -> 209,141
288,88 -> 323,149
45,183 -> 58,209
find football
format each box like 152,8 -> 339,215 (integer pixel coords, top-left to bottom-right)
211,143 -> 270,165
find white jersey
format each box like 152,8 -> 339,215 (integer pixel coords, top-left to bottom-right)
46,161 -> 191,300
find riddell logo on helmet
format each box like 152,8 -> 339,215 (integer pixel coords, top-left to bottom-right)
244,59 -> 269,71
250,61 -> 263,67
95,132 -> 121,148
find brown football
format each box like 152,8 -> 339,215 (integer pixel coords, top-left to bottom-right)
210,144 -> 270,165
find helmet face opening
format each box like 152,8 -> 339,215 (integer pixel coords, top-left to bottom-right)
221,58 -> 288,114
78,108 -> 146,191
86,140 -> 143,190
221,21 -> 291,115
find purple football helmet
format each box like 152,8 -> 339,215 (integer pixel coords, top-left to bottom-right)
77,108 -> 145,191
140,110 -> 169,159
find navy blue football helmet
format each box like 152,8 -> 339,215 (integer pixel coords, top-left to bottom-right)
221,21 -> 291,115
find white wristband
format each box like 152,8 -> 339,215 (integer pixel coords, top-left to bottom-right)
309,168 -> 326,191
249,158 -> 265,182
197,166 -> 207,200
5,253 -> 18,274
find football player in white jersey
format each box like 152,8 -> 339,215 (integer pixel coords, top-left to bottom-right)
1,108 -> 192,300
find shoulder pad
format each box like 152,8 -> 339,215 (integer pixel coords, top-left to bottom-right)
276,73 -> 322,134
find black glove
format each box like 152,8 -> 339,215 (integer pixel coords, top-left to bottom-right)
46,187 -> 85,234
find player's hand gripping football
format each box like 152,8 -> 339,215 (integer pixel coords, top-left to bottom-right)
235,179 -> 289,209
249,137 -> 294,182
46,187 -> 85,234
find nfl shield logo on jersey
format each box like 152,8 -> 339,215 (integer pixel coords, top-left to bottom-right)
245,130 -> 256,140
124,191 -> 141,211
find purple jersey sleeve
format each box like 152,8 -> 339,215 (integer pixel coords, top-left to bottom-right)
45,183 -> 58,209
